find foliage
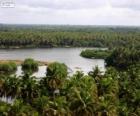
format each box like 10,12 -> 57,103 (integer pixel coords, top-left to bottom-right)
0,25 -> 140,49
0,57 -> 140,115
0,101 -> 10,116
0,62 -> 17,74
80,49 -> 110,59
21,58 -> 39,74
47,62 -> 68,80
45,62 -> 68,96
0,25 -> 140,115
105,48 -> 140,70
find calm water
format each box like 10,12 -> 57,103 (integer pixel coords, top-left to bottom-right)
0,48 -> 105,76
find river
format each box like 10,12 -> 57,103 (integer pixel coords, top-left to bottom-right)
0,48 -> 105,76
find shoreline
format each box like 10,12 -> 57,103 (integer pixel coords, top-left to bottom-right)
0,46 -> 108,50
0,60 -> 49,66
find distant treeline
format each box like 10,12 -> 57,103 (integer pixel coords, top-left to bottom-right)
0,24 -> 140,49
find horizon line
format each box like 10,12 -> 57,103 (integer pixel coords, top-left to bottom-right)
0,23 -> 140,27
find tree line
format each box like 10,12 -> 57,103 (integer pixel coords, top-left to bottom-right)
0,25 -> 140,49
80,47 -> 140,70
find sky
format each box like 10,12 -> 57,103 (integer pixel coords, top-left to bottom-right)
0,0 -> 140,26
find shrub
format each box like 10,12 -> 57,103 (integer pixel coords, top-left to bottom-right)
22,58 -> 39,74
0,62 -> 17,74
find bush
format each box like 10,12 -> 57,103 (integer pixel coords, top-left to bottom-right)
22,58 -> 39,74
0,62 -> 17,74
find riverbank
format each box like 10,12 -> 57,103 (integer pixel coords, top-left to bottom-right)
0,60 -> 49,66
0,46 -> 70,49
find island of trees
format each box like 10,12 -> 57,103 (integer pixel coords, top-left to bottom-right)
80,49 -> 110,59
0,47 -> 140,116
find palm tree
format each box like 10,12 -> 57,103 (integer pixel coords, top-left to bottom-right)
0,75 -> 20,102
5,75 -> 20,99
69,88 -> 97,116
88,67 -> 103,97
96,68 -> 119,116
33,96 -> 71,116
9,100 -> 39,116
98,96 -> 118,116
43,97 -> 71,116
46,62 -> 68,97
19,73 -> 39,103
33,96 -> 49,115
66,74 -> 98,116
88,66 -> 102,78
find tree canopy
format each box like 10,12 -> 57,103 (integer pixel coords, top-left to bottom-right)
0,59 -> 140,116
0,25 -> 140,49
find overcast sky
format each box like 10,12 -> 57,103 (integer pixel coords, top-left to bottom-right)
0,0 -> 140,25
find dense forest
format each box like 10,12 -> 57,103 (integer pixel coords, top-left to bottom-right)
0,47 -> 140,116
0,24 -> 140,49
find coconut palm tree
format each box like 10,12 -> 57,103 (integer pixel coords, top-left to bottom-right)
0,75 -> 20,102
19,73 -> 39,103
9,100 -> 39,116
4,75 -> 20,99
43,97 -> 71,116
69,88 -> 97,116
46,62 -> 68,97
66,73 -> 98,116
33,96 -> 71,116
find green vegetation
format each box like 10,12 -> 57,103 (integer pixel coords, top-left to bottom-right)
80,48 -> 140,71
80,49 -> 110,59
0,24 -> 140,49
105,48 -> 140,70
0,25 -> 140,115
0,51 -> 140,115
46,62 -> 68,95
0,62 -> 17,74
21,58 -> 39,74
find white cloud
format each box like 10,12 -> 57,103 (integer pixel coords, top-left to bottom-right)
109,0 -> 140,10
0,0 -> 140,25
16,0 -> 107,9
